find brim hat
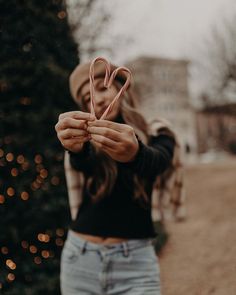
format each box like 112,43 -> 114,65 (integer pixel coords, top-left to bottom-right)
69,61 -> 131,104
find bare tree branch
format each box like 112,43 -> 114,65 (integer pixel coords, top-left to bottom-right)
195,13 -> 236,106
66,0 -> 112,60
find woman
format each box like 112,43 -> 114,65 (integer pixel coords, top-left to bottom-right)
55,59 -> 175,294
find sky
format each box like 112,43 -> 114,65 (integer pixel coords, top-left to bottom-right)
103,0 -> 236,64
70,0 -> 236,102
86,0 -> 233,102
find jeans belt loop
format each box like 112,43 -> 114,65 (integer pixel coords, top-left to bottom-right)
80,241 -> 87,255
122,242 -> 129,257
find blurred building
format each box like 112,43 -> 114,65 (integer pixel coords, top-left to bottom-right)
127,56 -> 198,161
196,103 -> 236,154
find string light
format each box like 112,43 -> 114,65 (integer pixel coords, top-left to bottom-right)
21,241 -> 29,249
7,273 -> 15,282
37,233 -> 50,243
31,181 -> 40,190
36,175 -> 44,184
55,238 -> 63,246
6,259 -> 16,270
20,191 -> 29,201
34,154 -> 42,164
0,149 -> 4,157
16,155 -> 24,164
7,187 -> 15,197
34,256 -> 42,264
21,161 -> 30,171
57,11 -> 66,19
40,169 -> 48,178
1,247 -> 9,254
11,168 -> 18,177
41,250 -> 50,258
0,195 -> 5,204
56,228 -> 64,237
20,97 -> 31,105
6,153 -> 14,162
1,108 -> 68,287
51,176 -> 60,185
29,245 -> 37,254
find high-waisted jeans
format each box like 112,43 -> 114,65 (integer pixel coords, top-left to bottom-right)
60,230 -> 161,295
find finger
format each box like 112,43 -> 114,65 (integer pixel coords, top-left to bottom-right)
87,126 -> 121,141
60,128 -> 89,139
87,120 -> 126,132
59,111 -> 96,121
56,117 -> 87,132
99,145 -> 115,154
62,136 -> 90,147
89,139 -> 107,153
90,134 -> 117,149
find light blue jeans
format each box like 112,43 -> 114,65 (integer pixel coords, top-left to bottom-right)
60,230 -> 161,295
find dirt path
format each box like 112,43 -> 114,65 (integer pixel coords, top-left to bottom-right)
159,157 -> 236,295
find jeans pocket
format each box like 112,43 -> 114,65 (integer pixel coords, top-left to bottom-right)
61,241 -> 80,264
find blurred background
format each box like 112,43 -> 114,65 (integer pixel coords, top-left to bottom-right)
1,0 -> 236,294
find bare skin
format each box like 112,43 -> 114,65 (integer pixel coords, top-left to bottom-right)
71,231 -> 128,245
55,78 -> 139,244
55,110 -> 95,153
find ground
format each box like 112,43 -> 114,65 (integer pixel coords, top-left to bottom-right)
159,157 -> 236,295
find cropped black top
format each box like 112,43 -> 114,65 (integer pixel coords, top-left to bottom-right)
68,123 -> 175,239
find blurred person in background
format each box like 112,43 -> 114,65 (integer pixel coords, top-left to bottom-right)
55,59 -> 176,295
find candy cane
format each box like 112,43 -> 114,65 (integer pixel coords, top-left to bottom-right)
89,57 -> 131,120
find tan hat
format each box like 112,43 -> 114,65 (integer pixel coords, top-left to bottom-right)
69,61 -> 131,103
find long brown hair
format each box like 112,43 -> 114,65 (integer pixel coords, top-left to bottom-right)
80,80 -> 151,207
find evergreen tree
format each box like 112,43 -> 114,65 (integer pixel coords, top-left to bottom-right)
0,0 -> 78,293
0,1 -> 169,293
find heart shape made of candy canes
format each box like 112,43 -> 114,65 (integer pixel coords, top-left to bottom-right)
89,57 -> 132,120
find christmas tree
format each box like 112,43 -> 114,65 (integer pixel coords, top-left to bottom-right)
0,0 -> 78,293
0,1 -> 170,293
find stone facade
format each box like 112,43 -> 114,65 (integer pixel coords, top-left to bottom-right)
127,56 -> 198,161
196,104 -> 236,153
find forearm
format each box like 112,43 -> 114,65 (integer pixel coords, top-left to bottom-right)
120,135 -> 175,178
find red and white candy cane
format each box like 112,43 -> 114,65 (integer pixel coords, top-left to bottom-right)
89,57 -> 131,120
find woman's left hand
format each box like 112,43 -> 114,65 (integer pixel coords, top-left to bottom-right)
87,120 -> 139,162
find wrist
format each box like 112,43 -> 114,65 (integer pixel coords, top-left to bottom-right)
126,145 -> 139,162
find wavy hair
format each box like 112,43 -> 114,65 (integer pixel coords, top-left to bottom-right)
79,80 -> 151,208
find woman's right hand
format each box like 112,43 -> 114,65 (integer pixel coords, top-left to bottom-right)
55,111 -> 95,153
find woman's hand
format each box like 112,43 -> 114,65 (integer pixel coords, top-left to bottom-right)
87,120 -> 139,162
55,111 -> 95,153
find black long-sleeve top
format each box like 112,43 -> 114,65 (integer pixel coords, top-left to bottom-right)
68,119 -> 175,239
